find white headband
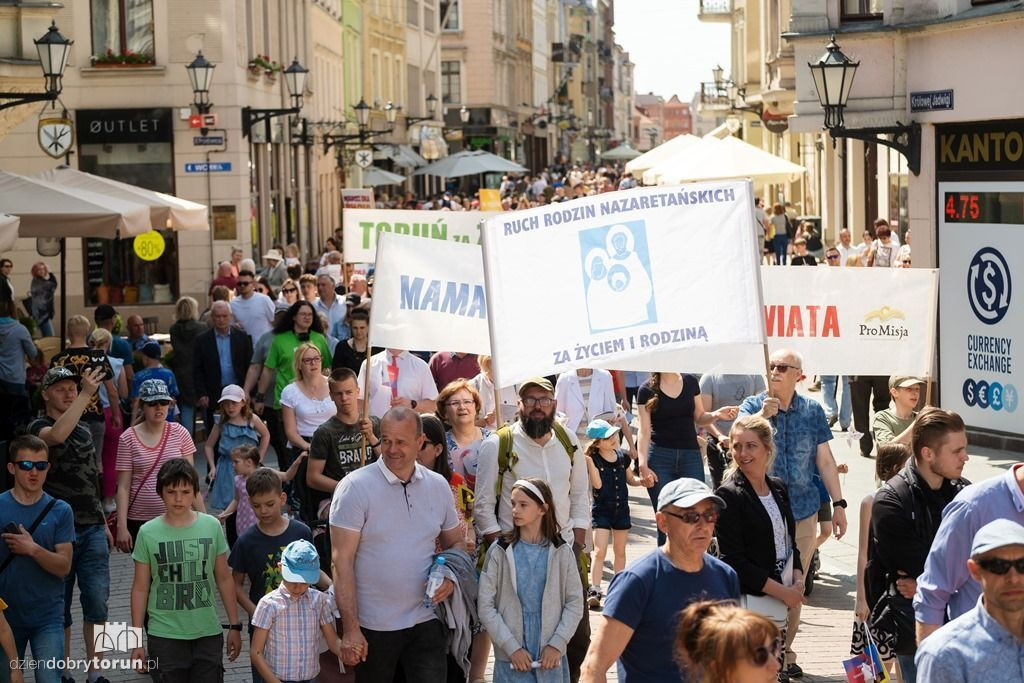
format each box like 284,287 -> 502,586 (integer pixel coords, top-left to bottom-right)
513,479 -> 546,504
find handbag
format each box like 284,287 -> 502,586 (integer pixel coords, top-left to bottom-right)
741,553 -> 792,627
867,583 -> 916,657
106,432 -> 168,538
0,497 -> 57,574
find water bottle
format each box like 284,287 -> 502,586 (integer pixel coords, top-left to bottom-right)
424,556 -> 447,608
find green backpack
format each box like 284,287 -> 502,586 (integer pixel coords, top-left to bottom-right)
493,421 -> 577,507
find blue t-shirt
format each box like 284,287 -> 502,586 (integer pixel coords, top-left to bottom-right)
602,549 -> 740,682
738,392 -> 833,519
132,366 -> 180,421
0,491 -> 75,628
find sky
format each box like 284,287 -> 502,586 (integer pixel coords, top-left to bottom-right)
613,0 -> 731,103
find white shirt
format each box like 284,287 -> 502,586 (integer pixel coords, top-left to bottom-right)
358,350 -> 439,418
554,369 -> 617,435
280,383 -> 335,437
230,292 -> 276,343
473,421 -> 591,541
469,373 -> 519,425
314,296 -> 347,333
836,242 -> 863,267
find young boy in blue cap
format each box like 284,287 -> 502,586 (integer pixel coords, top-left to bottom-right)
251,540 -> 343,683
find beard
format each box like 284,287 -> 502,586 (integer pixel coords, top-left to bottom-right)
521,410 -> 555,438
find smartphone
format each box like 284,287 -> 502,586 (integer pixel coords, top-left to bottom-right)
1,522 -> 19,535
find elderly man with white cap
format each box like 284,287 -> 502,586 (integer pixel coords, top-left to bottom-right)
915,518 -> 1024,680
580,478 -> 740,682
262,248 -> 288,289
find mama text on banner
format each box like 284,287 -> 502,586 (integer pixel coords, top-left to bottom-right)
761,266 -> 938,378
342,208 -> 499,263
481,181 -> 767,386
369,233 -> 491,355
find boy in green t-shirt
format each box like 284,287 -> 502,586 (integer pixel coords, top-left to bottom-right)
130,459 -> 242,681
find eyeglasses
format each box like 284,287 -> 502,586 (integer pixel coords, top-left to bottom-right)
282,287 -> 298,294
826,254 -> 840,261
446,399 -> 475,408
901,260 -> 912,265
145,400 -> 172,407
769,363 -> 800,373
13,460 -> 50,471
661,508 -> 719,524
301,357 -> 321,365
752,637 -> 784,667
522,397 -> 554,407
976,557 -> 1024,575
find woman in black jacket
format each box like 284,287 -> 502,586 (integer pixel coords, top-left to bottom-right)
714,415 -> 804,674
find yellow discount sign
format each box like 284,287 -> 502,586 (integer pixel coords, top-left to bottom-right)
133,230 -> 166,261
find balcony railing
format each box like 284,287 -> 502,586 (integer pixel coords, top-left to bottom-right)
698,0 -> 732,21
699,82 -> 731,110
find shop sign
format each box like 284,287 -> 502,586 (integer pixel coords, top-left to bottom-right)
76,108 -> 173,144
910,89 -> 953,113
936,120 -> 1024,173
134,230 -> 166,261
38,117 -> 74,158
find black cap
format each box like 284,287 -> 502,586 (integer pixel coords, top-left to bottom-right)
94,304 -> 117,322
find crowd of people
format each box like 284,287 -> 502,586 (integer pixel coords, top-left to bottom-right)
0,172 -> 1015,683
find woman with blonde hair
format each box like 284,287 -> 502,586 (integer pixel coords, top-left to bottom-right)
281,342 -> 333,514
676,600 -> 782,683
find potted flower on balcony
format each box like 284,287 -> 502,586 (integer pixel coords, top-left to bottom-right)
247,55 -> 281,80
91,48 -> 156,67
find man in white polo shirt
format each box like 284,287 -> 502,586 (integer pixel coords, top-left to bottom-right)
330,407 -> 464,681
230,269 -> 276,344
358,348 -> 438,418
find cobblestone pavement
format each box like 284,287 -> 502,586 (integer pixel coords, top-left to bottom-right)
50,390 -> 1015,682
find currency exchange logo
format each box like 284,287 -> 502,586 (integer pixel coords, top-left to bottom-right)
967,247 -> 1011,325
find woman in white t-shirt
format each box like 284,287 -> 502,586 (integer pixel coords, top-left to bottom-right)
281,342 -> 334,470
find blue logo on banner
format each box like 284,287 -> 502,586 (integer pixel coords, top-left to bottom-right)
967,247 -> 1011,325
963,377 -> 1018,413
578,221 -> 656,333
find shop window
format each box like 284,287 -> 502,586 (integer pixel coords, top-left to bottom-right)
90,0 -> 155,60
78,140 -> 179,307
440,0 -> 459,31
841,0 -> 882,20
441,60 -> 460,104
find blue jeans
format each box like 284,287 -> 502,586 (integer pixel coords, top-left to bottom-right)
64,524 -> 111,628
178,402 -> 196,436
897,653 -> 917,682
821,375 -> 851,428
38,319 -> 54,337
773,234 -> 790,264
2,622 -> 63,683
645,445 -> 704,546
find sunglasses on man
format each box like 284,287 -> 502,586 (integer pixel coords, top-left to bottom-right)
661,509 -> 719,524
13,461 -> 50,472
976,557 -> 1024,575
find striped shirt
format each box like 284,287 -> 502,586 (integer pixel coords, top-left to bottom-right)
251,584 -> 334,681
116,422 -> 195,521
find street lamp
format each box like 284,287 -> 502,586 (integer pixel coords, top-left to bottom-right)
712,64 -> 724,89
405,93 -> 439,125
322,98 -> 400,154
459,106 -> 470,124
0,21 -> 73,112
808,35 -> 920,175
185,51 -> 215,114
353,99 -> 371,127
383,101 -> 398,125
241,56 -> 309,139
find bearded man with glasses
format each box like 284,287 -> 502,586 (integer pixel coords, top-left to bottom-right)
739,348 -> 847,679
580,478 -> 739,682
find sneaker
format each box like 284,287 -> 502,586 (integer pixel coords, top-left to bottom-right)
587,586 -> 602,609
827,414 -> 837,428
785,663 -> 804,678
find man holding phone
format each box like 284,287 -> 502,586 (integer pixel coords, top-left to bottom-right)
29,366 -> 112,680
0,434 -> 74,682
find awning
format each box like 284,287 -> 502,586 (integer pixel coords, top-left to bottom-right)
703,121 -> 733,139
35,166 -> 209,231
379,144 -> 428,169
0,214 -> 18,253
625,133 -> 701,178
655,135 -> 807,185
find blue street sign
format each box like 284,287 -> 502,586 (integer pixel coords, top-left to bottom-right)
910,90 -> 953,112
193,135 -> 225,146
185,162 -> 231,173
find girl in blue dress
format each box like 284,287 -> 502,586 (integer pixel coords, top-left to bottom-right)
202,384 -> 270,510
478,478 -> 585,682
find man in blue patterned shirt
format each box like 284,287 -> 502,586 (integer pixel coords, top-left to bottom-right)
915,518 -> 1024,681
739,348 -> 847,679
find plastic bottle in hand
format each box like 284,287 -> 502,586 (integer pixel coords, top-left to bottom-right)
424,556 -> 447,608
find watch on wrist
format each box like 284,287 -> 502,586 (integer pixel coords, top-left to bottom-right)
832,498 -> 848,509
222,623 -> 242,631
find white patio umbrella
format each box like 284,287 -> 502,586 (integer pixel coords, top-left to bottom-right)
36,166 -> 208,231
0,171 -> 151,238
625,133 -> 700,178
360,166 -> 407,187
601,144 -> 642,161
642,136 -> 721,186
654,135 -> 807,185
0,214 -> 18,253
412,150 -> 527,178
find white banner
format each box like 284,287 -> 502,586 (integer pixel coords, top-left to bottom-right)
481,182 -> 767,386
369,233 -> 491,354
761,266 -> 938,377
342,209 -> 499,263
341,188 -> 374,209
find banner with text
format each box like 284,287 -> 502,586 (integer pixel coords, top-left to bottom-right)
762,266 -> 938,377
341,188 -> 374,209
482,182 -> 767,385
342,209 -> 500,263
369,233 -> 491,354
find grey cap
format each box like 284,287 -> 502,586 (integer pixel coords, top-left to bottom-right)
657,478 -> 726,512
42,366 -> 79,389
138,378 -> 172,403
971,518 -> 1024,557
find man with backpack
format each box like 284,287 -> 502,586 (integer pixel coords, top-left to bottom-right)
474,377 -> 591,680
869,407 -> 970,682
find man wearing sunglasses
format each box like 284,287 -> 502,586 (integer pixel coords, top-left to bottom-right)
580,478 -> 739,682
230,270 -> 276,345
0,434 -> 74,683
739,348 -> 846,679
916,519 -> 1024,680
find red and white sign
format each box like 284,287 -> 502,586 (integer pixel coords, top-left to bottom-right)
188,113 -> 218,129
